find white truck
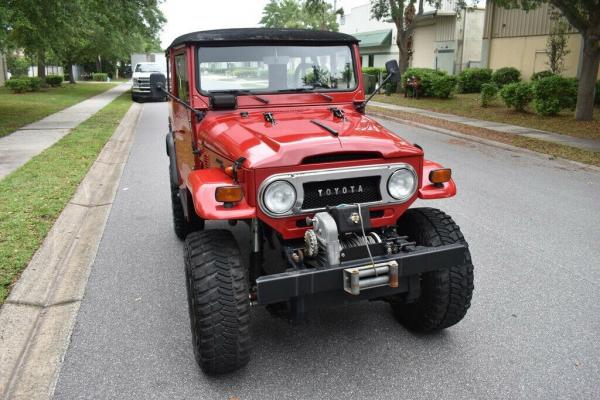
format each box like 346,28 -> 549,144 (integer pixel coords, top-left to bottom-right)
131,61 -> 166,102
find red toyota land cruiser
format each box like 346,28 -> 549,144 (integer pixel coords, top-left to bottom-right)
160,28 -> 474,374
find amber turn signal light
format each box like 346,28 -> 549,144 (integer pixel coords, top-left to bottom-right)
429,168 -> 451,184
215,186 -> 243,202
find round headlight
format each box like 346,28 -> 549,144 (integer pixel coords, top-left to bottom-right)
387,168 -> 417,200
263,180 -> 296,215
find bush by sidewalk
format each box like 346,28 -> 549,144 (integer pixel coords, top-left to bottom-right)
5,77 -> 44,93
492,67 -> 521,87
45,75 -> 64,87
458,68 -> 492,93
403,68 -> 448,98
480,83 -> 499,107
500,82 -> 533,111
532,75 -> 578,116
93,72 -> 109,81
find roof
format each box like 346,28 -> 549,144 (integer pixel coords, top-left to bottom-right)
352,29 -> 392,48
168,28 -> 359,49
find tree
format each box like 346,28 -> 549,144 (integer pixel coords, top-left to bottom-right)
546,16 -> 570,74
494,0 -> 599,120
260,0 -> 343,31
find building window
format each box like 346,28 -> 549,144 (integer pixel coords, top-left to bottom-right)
368,55 -> 374,67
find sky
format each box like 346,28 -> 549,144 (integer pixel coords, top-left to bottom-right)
159,0 -> 371,48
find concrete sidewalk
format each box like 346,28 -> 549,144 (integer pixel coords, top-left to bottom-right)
370,101 -> 600,152
0,83 -> 130,180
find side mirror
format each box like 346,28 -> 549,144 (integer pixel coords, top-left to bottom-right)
150,73 -> 166,98
385,60 -> 401,83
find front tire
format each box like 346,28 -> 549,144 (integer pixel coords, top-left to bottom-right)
391,208 -> 474,332
184,230 -> 251,374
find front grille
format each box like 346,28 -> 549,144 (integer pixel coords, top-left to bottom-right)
302,176 -> 381,209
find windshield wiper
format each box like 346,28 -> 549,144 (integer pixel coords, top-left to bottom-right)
210,90 -> 269,104
279,87 -> 333,101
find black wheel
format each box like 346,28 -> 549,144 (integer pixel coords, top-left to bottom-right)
131,94 -> 138,102
391,208 -> 474,332
184,230 -> 251,374
170,182 -> 204,240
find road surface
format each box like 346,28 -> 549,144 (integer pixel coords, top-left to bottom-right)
54,102 -> 600,399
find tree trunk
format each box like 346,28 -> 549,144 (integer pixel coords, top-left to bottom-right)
96,55 -> 102,72
69,63 -> 76,84
575,34 -> 600,121
396,30 -> 410,93
37,50 -> 45,79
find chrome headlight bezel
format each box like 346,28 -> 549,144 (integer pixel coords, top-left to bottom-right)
261,180 -> 297,215
387,166 -> 418,201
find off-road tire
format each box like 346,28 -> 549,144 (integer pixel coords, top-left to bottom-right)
170,182 -> 204,240
184,230 -> 251,374
391,208 -> 474,332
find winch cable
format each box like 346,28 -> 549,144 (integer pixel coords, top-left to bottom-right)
356,203 -> 377,275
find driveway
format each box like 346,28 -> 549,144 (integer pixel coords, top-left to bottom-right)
53,102 -> 600,399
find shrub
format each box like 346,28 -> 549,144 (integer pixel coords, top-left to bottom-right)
92,72 -> 108,81
431,75 -> 457,98
362,67 -> 384,78
27,77 -> 43,91
402,67 -> 447,97
530,70 -> 555,81
532,75 -> 578,116
492,67 -> 521,87
480,83 -> 499,107
500,82 -> 533,111
5,78 -> 30,93
45,75 -> 63,87
384,81 -> 397,95
457,68 -> 492,93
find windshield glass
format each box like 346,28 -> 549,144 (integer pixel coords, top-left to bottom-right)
135,63 -> 163,72
197,45 -> 356,93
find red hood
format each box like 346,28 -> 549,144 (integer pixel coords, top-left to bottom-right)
198,105 -> 422,168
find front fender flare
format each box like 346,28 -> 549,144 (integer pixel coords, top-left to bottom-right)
418,160 -> 457,199
188,168 -> 256,220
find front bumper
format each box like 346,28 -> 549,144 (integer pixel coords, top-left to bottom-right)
255,243 -> 467,305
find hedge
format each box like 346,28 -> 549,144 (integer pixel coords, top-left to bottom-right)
532,75 -> 578,116
500,81 -> 533,111
480,83 -> 498,107
362,73 -> 377,94
402,67 -> 447,97
45,75 -> 63,87
5,78 -> 30,93
92,72 -> 108,81
457,68 -> 492,93
362,67 -> 385,78
492,67 -> 521,87
5,77 -> 43,93
530,70 -> 555,81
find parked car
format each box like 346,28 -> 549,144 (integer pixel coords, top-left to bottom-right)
132,62 -> 166,102
161,28 -> 474,374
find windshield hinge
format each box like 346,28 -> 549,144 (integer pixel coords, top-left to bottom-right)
330,107 -> 345,119
232,157 -> 246,182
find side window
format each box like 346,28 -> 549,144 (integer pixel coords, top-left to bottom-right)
174,54 -> 189,101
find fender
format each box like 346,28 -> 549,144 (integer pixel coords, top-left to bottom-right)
188,168 -> 256,220
165,131 -> 179,187
418,160 -> 457,200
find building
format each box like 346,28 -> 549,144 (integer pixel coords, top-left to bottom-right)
340,1 -> 484,74
411,7 -> 485,74
339,3 -> 398,68
481,1 -> 600,79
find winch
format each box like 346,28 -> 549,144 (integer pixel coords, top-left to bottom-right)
302,204 -> 417,294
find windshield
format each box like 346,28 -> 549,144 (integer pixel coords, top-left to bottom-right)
197,45 -> 357,93
135,63 -> 163,73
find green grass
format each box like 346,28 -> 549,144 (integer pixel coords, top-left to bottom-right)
0,82 -> 118,138
373,93 -> 600,141
0,92 -> 132,304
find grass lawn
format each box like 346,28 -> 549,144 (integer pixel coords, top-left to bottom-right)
0,82 -> 118,138
0,91 -> 131,305
373,93 -> 600,141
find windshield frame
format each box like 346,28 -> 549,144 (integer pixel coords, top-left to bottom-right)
194,44 -> 359,97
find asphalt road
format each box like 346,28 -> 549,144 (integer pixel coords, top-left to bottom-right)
53,102 -> 600,400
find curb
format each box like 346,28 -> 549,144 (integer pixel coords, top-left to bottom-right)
0,102 -> 142,400
368,109 -> 600,174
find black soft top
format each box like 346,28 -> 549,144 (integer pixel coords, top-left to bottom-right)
168,28 -> 359,49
